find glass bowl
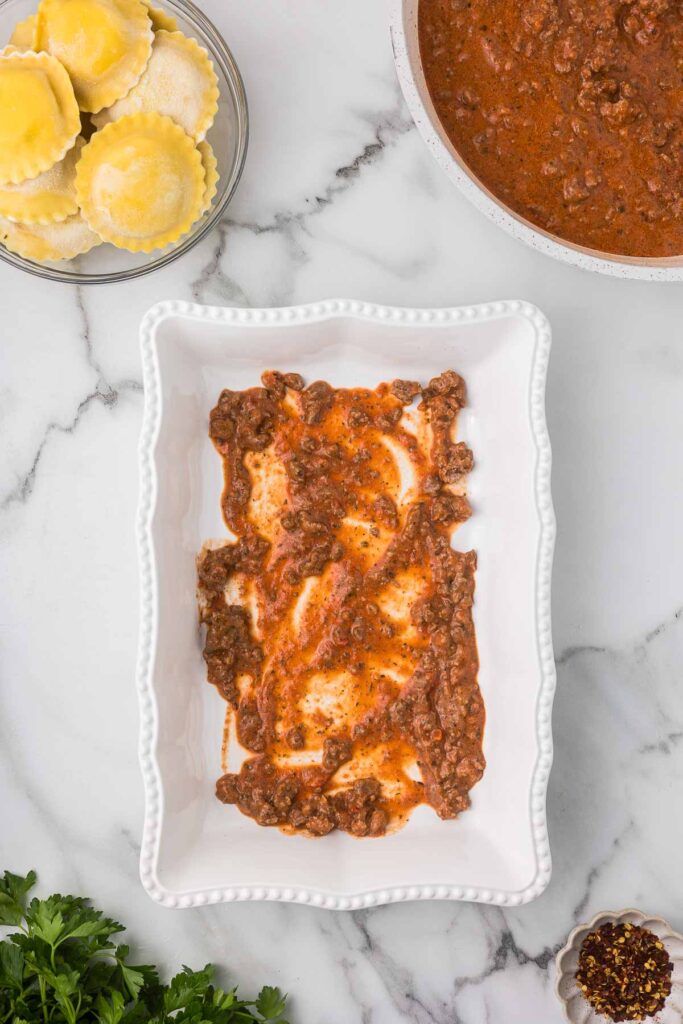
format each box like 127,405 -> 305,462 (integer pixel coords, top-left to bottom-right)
0,0 -> 248,284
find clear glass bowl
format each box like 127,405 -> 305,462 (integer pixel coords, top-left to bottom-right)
0,0 -> 248,284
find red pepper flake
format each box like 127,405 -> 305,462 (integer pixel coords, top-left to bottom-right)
576,921 -> 673,1022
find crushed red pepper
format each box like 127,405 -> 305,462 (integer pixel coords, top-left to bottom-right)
576,922 -> 673,1022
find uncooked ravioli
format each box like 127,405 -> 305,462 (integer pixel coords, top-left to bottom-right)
0,211 -> 101,260
0,137 -> 84,224
143,1 -> 177,32
75,111 -> 205,251
91,29 -> 218,140
0,50 -> 80,184
197,140 -> 218,216
9,14 -> 38,50
35,0 -> 153,112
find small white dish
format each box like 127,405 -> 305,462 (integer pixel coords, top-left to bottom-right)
136,298 -> 555,909
556,909 -> 683,1023
390,0 -> 683,281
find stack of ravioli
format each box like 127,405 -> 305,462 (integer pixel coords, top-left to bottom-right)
0,0 -> 220,261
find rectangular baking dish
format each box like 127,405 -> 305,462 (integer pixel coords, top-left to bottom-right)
137,299 -> 555,910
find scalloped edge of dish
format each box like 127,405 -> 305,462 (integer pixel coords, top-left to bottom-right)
390,0 -> 683,281
136,297 -> 556,910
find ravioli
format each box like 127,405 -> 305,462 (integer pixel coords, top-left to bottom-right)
0,50 -> 80,185
91,29 -> 218,140
0,210 -> 101,260
197,140 -> 218,216
9,14 -> 38,50
75,111 -> 205,251
35,0 -> 153,112
0,136 -> 84,223
143,2 -> 177,32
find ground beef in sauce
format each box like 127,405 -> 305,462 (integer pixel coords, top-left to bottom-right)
198,369 -> 485,838
419,0 -> 683,257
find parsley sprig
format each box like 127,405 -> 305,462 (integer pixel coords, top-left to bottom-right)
0,871 -> 288,1024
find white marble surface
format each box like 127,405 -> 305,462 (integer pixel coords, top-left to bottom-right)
2,2 -> 683,1021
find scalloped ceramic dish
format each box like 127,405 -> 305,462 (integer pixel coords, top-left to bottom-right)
137,298 -> 556,910
556,909 -> 683,1023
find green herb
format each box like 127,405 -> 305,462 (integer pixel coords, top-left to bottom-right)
0,871 -> 288,1024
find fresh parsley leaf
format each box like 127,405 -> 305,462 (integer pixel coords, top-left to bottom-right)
0,870 -> 37,927
255,987 -> 288,1021
210,987 -> 238,1011
82,958 -> 117,994
96,989 -> 126,1024
0,942 -> 24,989
120,999 -> 154,1024
26,895 -> 124,949
27,902 -> 66,947
0,870 -> 37,903
14,934 -> 54,974
0,870 -> 289,1024
163,966 -> 214,1013
120,964 -> 153,1002
41,966 -> 81,998
117,955 -> 159,994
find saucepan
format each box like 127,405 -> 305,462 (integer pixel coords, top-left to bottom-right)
390,0 -> 683,282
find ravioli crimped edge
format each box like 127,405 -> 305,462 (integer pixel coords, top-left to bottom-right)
0,50 -> 80,185
35,0 -> 154,113
75,111 -> 206,253
0,211 -> 101,260
92,28 -> 219,141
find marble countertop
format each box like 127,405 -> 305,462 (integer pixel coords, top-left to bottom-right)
2,2 -> 683,1022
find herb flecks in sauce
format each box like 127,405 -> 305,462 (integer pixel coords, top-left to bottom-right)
197,370 -> 485,838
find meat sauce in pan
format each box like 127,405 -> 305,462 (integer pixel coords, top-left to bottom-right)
197,370 -> 485,838
419,0 -> 683,257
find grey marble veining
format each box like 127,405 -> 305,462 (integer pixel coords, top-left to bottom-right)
2,2 -> 683,1023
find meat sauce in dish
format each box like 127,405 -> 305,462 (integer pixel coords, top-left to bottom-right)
419,0 -> 683,258
197,370 -> 485,838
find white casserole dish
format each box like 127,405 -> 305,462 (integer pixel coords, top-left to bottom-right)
390,0 -> 683,281
137,298 -> 556,910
